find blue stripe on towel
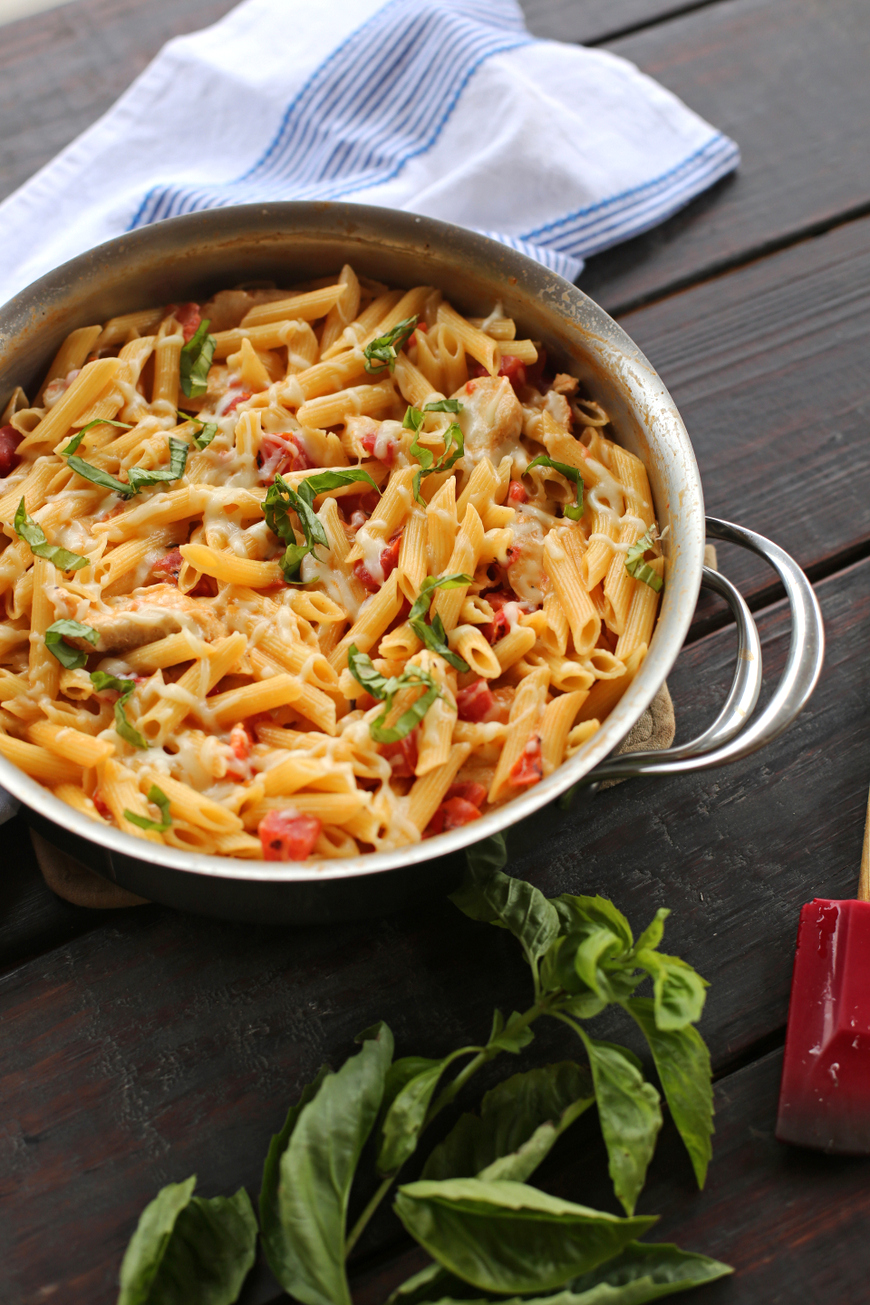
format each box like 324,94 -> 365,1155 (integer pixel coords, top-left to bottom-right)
129,0 -> 530,228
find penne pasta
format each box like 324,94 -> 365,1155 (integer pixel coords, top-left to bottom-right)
0,270 -> 662,863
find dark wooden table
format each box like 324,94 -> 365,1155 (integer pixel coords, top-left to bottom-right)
2,0 -> 870,1300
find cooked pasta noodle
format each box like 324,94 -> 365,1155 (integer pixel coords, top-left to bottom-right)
0,276 -> 663,863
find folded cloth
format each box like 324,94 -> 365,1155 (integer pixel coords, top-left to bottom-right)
0,0 -> 738,306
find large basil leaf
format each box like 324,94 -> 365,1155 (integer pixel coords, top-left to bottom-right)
562,1239 -> 732,1301
631,908 -> 669,956
422,1062 -> 594,1184
550,895 -> 634,951
632,952 -> 708,1031
394,1178 -> 655,1295
259,1064 -> 330,1280
378,1049 -> 472,1177
117,1177 -> 256,1305
118,1176 -> 196,1305
387,1236 -> 730,1305
624,998 -> 713,1189
272,1022 -> 394,1305
577,1033 -> 662,1217
450,862 -> 560,971
180,319 -> 216,399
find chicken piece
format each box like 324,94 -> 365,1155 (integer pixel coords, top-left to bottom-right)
72,584 -> 224,655
454,376 -> 524,470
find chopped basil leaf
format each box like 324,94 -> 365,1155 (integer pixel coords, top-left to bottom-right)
408,573 -> 473,673
13,498 -> 89,571
64,437 -> 188,498
423,398 -> 462,414
405,403 -> 465,505
178,410 -> 218,450
126,437 -> 189,492
347,645 -> 441,744
65,456 -> 133,496
124,784 -> 171,831
264,469 -> 380,581
90,671 -> 148,750
526,454 -> 584,520
179,318 -> 217,398
60,417 -> 132,456
363,316 -> 418,375
44,619 -> 98,670
625,526 -> 664,593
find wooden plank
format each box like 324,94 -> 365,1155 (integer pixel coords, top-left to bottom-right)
0,815 -> 106,974
0,554 -> 866,1300
617,213 -> 870,609
0,0 -> 703,212
0,0 -> 236,206
351,1050 -> 870,1305
519,0 -> 717,44
582,0 -> 870,314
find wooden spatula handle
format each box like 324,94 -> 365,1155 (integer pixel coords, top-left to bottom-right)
859,787 -> 870,902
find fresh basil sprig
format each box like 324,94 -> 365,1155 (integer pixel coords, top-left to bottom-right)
625,526 -> 664,592
526,453 -> 584,520
118,848 -> 727,1305
347,645 -> 441,743
13,499 -> 89,572
178,409 -> 218,449
179,318 -> 217,399
404,401 -> 465,504
44,619 -> 98,670
408,573 -> 473,672
264,469 -> 380,582
363,316 -> 418,375
90,670 -> 148,750
123,784 -> 172,832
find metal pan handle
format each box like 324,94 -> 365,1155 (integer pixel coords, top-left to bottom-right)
584,517 -> 825,782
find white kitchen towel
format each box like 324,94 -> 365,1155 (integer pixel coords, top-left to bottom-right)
0,0 -> 739,308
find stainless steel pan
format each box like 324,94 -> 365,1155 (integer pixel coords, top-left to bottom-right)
0,203 -> 824,922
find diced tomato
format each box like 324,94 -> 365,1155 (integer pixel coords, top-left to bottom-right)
0,425 -> 22,477
354,531 -> 402,593
224,391 -> 252,414
342,489 -> 380,527
93,790 -> 112,820
258,810 -> 321,862
507,479 -> 527,505
456,680 -> 495,722
360,429 -> 397,466
468,354 -> 527,390
498,355 -> 527,389
426,796 -> 482,836
379,731 -> 418,779
150,547 -> 183,584
175,302 -> 202,343
229,723 -> 252,761
481,590 -> 517,645
509,736 -> 543,789
258,432 -> 313,483
447,781 -> 487,809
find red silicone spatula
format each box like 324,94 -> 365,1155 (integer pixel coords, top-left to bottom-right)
776,791 -> 870,1153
